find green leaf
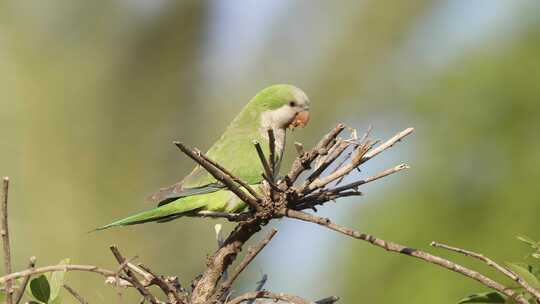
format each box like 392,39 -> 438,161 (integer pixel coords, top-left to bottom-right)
506,263 -> 540,290
458,291 -> 506,303
49,258 -> 69,302
30,275 -> 51,303
0,290 -> 6,302
49,295 -> 63,304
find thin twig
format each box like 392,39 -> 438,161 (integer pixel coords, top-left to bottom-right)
287,124 -> 346,184
196,211 -> 251,222
138,264 -> 185,304
253,141 -> 273,182
63,284 -> 88,304
330,163 -> 410,193
214,229 -> 278,302
361,127 -> 414,162
431,242 -> 540,301
0,264 -> 124,284
307,141 -> 373,191
13,256 -> 36,304
267,129 -> 276,175
305,140 -> 350,185
192,148 -> 262,201
246,274 -> 268,304
227,290 -> 311,304
283,209 -> 529,304
174,142 -> 261,211
1,177 -> 13,304
110,246 -> 159,304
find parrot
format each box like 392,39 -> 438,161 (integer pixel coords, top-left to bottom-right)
97,84 -> 310,230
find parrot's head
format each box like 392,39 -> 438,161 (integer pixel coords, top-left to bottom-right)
254,84 -> 311,131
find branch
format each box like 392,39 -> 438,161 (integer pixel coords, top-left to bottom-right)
306,140 -> 373,191
246,274 -> 268,304
330,163 -> 410,193
1,177 -> 13,304
14,256 -> 36,304
138,263 -> 186,304
191,222 -> 262,304
110,245 -> 159,304
227,291 -> 312,304
283,209 -> 529,304
287,123 -> 346,184
174,141 -> 261,211
63,284 -> 88,304
192,148 -> 262,201
361,127 -> 414,161
267,129 -> 276,175
196,211 -> 251,222
214,229 -> 278,302
431,242 -> 540,301
0,264 -> 123,284
253,141 -> 273,183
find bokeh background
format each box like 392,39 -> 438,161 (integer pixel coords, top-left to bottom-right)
1,1 -> 540,303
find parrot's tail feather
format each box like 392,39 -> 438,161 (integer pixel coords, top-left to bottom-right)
95,198 -> 207,231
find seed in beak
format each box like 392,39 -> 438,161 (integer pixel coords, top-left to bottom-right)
289,111 -> 310,128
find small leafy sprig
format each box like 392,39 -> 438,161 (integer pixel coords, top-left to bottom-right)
459,236 -> 540,304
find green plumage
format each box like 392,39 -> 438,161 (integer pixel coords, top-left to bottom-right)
97,84 -> 307,230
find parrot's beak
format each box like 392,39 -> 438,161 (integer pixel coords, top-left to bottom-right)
288,110 -> 310,129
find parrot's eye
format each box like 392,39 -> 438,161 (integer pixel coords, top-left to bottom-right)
289,101 -> 297,107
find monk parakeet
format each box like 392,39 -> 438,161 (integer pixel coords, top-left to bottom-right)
98,84 -> 310,230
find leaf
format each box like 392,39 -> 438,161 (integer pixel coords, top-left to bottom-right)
0,290 -> 5,302
30,275 -> 51,303
506,263 -> 540,289
458,291 -> 506,303
49,258 -> 70,302
49,295 -> 63,304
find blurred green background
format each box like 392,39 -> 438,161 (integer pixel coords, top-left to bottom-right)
1,1 -> 540,303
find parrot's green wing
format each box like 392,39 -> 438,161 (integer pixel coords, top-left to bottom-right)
147,92 -> 278,206
96,189 -> 250,230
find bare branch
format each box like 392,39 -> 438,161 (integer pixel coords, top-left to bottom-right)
196,211 -> 251,222
174,141 -> 261,211
246,274 -> 268,304
253,141 -> 274,182
287,123 -> 346,184
227,290 -> 312,304
283,209 -> 529,304
214,229 -> 278,302
192,148 -> 262,201
63,284 -> 88,304
0,264 -> 122,284
138,263 -> 186,304
306,141 -> 373,191
1,177 -> 13,304
14,256 -> 36,304
110,245 -> 159,304
330,163 -> 410,193
361,127 -> 414,162
267,129 -> 276,176
191,222 -> 262,304
431,242 -> 540,301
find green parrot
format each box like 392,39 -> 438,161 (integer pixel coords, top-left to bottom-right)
97,84 -> 310,230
